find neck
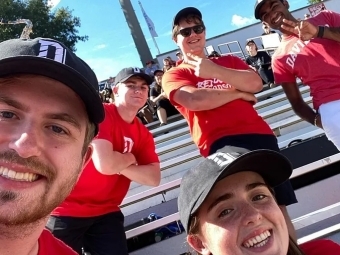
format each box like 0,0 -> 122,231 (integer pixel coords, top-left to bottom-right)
0,219 -> 47,255
115,102 -> 139,123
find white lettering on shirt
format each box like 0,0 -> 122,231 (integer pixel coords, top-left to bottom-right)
123,136 -> 134,153
196,78 -> 232,89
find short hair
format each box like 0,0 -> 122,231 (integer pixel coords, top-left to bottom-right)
172,14 -> 205,40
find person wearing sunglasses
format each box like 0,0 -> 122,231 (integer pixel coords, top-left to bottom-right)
162,6 -> 298,241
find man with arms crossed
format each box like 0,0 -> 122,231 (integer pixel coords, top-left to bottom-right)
255,0 -> 340,150
49,67 -> 161,255
0,38 -> 104,255
162,7 -> 297,239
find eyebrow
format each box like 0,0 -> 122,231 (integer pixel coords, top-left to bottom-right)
45,113 -> 82,131
206,182 -> 268,213
0,95 -> 82,131
260,1 -> 276,19
0,96 -> 29,111
125,80 -> 148,86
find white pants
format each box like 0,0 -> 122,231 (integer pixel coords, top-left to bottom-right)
319,99 -> 340,151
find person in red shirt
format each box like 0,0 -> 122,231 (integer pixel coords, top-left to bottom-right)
162,6 -> 297,240
255,0 -> 340,150
49,67 -> 161,255
0,38 -> 104,255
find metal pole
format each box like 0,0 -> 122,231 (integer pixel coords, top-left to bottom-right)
119,0 -> 154,66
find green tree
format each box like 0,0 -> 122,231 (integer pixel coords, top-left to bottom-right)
0,0 -> 88,51
307,0 -> 323,4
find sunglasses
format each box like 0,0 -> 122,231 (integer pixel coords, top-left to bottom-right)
178,24 -> 205,37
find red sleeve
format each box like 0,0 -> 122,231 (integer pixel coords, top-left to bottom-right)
300,239 -> 340,255
96,103 -> 114,141
162,67 -> 196,106
319,10 -> 340,26
272,54 -> 296,83
135,126 -> 159,165
225,55 -> 251,70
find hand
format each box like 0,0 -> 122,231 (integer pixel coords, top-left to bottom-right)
184,53 -> 220,79
315,114 -> 323,129
240,92 -> 257,104
161,91 -> 166,97
281,19 -> 318,41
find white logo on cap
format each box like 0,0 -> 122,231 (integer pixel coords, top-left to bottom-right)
207,152 -> 235,167
38,39 -> 66,64
133,67 -> 141,73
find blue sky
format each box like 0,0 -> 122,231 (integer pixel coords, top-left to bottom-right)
49,0 -> 308,81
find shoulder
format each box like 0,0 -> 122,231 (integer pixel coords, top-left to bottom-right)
38,229 -> 77,255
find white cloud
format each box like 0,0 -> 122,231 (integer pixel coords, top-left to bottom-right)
47,0 -> 61,8
94,44 -> 107,50
231,14 -> 255,27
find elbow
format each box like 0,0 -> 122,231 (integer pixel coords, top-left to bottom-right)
149,167 -> 161,187
149,178 -> 161,187
248,75 -> 263,93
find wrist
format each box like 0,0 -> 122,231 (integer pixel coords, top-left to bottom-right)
317,26 -> 325,38
313,113 -> 320,126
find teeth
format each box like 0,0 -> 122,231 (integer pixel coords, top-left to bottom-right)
0,166 -> 39,182
243,230 -> 271,248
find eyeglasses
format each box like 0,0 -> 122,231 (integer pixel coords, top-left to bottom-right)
178,25 -> 205,37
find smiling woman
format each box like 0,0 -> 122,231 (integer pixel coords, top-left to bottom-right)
178,146 -> 306,255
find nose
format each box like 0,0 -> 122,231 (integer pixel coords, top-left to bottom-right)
241,203 -> 262,226
8,124 -> 42,158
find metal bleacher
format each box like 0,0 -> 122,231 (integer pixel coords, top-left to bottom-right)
121,83 -> 340,254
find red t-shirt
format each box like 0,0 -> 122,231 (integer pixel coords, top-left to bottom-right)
162,55 -> 273,157
300,239 -> 340,255
272,10 -> 340,110
52,104 -> 159,217
38,229 -> 77,255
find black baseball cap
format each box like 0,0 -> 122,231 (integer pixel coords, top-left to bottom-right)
172,7 -> 202,28
254,0 -> 284,19
0,37 -> 104,130
246,39 -> 256,46
178,146 -> 292,232
153,69 -> 164,76
114,67 -> 153,86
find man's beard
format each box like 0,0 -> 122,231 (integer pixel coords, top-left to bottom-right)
0,150 -> 81,227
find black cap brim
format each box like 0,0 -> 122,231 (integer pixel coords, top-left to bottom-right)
119,73 -> 153,85
173,7 -> 202,28
188,150 -> 292,229
0,56 -> 104,126
254,1 -> 266,20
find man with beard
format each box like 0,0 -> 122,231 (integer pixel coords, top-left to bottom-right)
162,7 -> 297,240
0,38 -> 104,255
255,0 -> 340,150
49,67 -> 160,255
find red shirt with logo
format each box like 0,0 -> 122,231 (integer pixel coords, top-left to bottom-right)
38,229 -> 77,255
162,55 -> 273,157
300,239 -> 340,255
52,103 -> 159,217
272,10 -> 340,110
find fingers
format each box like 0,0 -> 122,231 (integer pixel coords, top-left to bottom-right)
282,18 -> 297,27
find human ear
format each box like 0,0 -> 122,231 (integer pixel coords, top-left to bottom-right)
187,235 -> 211,255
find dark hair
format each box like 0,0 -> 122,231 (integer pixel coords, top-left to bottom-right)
186,185 -> 306,255
208,51 -> 221,58
172,14 -> 205,40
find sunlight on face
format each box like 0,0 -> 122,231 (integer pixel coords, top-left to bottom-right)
0,75 -> 89,227
188,171 -> 289,255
